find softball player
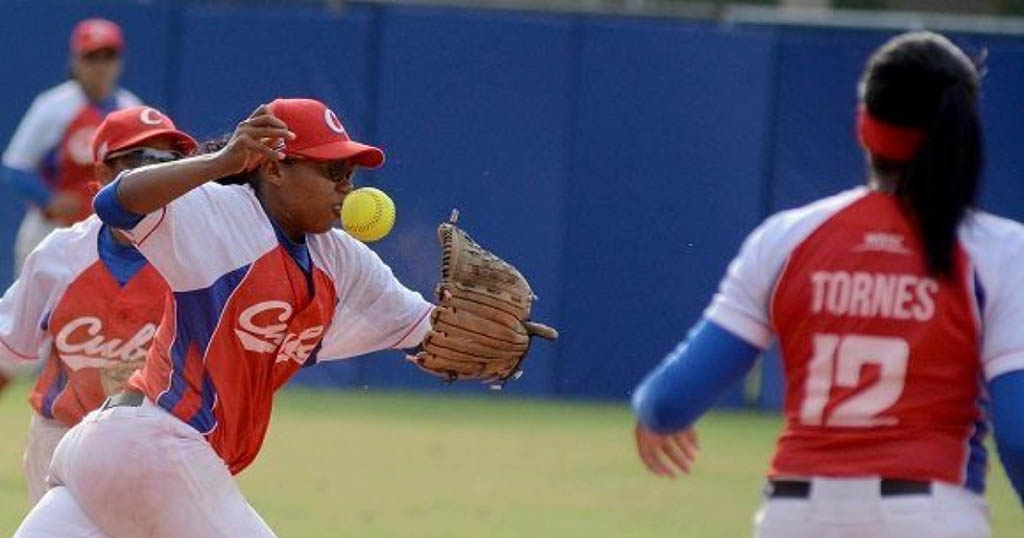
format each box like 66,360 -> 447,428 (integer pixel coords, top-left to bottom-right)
1,18 -> 141,274
0,106 -> 196,506
631,32 -> 1023,537
15,98 -> 435,536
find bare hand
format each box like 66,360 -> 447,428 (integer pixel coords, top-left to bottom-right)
634,422 -> 699,478
46,191 -> 84,224
214,104 -> 295,175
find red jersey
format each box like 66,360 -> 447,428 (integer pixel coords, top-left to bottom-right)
705,188 -> 1024,492
119,183 -> 432,474
0,217 -> 168,427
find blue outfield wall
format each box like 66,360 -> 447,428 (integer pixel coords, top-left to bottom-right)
1,1 -> 1022,407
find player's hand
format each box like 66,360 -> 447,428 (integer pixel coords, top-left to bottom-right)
215,104 -> 295,175
634,422 -> 699,478
45,191 -> 83,224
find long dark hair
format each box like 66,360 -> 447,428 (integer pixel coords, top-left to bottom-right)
191,135 -> 259,187
860,31 -> 982,277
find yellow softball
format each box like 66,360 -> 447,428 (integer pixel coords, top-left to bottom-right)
340,187 -> 396,242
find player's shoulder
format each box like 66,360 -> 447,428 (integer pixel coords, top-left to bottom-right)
30,80 -> 86,112
960,211 -> 1024,272
751,187 -> 869,248
114,88 -> 143,108
308,228 -> 384,274
26,216 -> 102,279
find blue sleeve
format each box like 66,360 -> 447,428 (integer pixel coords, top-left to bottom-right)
93,175 -> 145,229
632,319 -> 761,433
0,165 -> 52,206
989,370 -> 1024,503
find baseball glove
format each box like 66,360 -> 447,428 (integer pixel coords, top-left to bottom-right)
408,211 -> 558,388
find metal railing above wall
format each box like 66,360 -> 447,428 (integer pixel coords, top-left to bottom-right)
67,0 -> 1024,35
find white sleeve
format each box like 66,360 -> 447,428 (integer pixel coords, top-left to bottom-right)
970,218 -> 1024,380
116,88 -> 143,108
123,183 -> 272,291
0,235 -> 69,368
703,218 -> 780,350
317,234 -> 433,361
2,94 -> 66,171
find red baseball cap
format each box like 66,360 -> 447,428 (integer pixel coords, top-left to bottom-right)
70,18 -> 124,55
267,98 -> 384,168
92,106 -> 197,163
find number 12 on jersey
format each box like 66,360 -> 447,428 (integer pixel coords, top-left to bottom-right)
800,334 -> 909,428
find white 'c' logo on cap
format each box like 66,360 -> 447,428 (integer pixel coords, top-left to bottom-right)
324,109 -> 346,135
139,108 -> 163,126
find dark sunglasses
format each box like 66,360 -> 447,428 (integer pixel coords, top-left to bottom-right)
105,148 -> 184,168
282,157 -> 356,185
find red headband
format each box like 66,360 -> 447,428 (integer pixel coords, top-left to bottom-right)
857,106 -> 927,162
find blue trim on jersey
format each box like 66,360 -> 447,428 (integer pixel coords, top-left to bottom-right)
989,370 -> 1024,502
40,147 -> 59,187
973,272 -> 987,315
963,388 -> 990,494
41,360 -> 68,420
93,95 -> 119,116
186,374 -> 220,434
97,225 -> 148,286
93,175 -> 146,229
0,165 -> 52,206
302,340 -> 323,368
632,319 -> 760,434
267,212 -> 312,275
156,265 -> 250,416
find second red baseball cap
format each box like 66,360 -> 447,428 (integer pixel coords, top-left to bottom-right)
92,106 -> 198,163
267,98 -> 384,168
70,18 -> 124,55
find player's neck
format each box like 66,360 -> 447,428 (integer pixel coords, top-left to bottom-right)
78,82 -> 114,103
258,192 -> 305,244
868,171 -> 900,194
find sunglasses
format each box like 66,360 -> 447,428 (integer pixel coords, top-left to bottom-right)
105,148 -> 184,168
282,157 -> 356,185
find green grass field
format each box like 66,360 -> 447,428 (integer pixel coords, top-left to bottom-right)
0,381 -> 1018,536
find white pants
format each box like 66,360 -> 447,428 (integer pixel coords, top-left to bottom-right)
14,398 -> 276,538
753,477 -> 990,538
14,208 -> 55,276
23,412 -> 70,506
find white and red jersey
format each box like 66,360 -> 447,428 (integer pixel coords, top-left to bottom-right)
118,182 -> 432,474
0,217 -> 168,426
706,187 -> 1024,492
3,80 -> 141,221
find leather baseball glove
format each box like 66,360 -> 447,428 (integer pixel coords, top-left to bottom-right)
408,211 -> 558,387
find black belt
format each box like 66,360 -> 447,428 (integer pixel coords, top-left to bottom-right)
100,389 -> 145,411
766,479 -> 932,499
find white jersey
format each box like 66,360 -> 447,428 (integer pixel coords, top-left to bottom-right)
119,182 -> 431,473
3,80 -> 141,172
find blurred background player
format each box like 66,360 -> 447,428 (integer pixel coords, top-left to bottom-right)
0,106 -> 195,506
1,18 -> 141,276
631,31 -> 1024,537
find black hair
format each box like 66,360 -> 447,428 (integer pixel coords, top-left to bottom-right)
192,135 -> 259,187
860,31 -> 983,277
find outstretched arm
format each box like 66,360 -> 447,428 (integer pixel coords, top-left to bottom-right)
633,319 -> 761,433
631,319 -> 762,478
93,105 -> 291,225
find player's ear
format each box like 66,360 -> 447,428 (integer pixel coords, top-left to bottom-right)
260,159 -> 284,187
